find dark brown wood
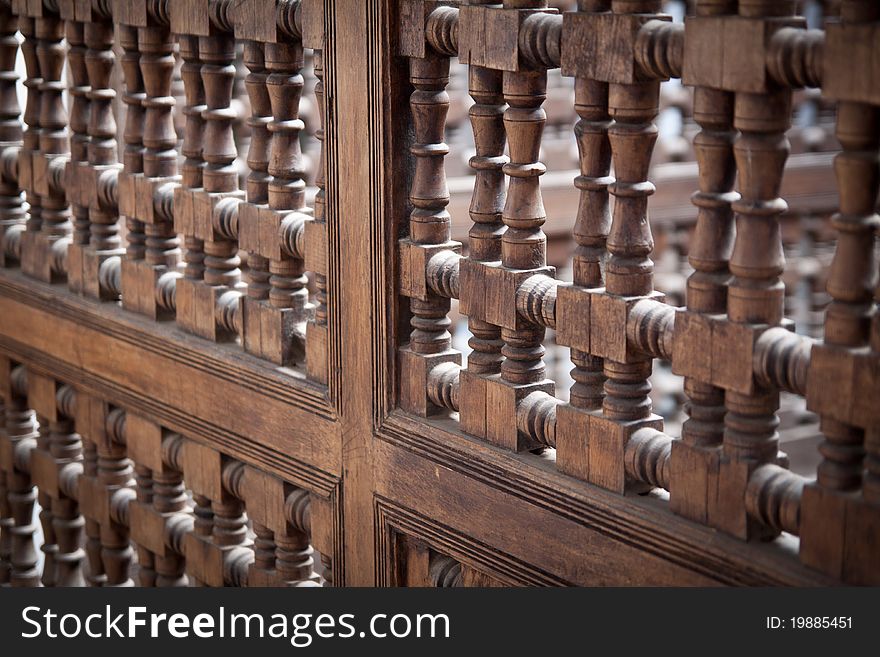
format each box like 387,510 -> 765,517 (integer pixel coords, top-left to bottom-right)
0,0 -> 877,589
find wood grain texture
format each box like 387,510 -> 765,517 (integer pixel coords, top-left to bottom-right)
0,0 -> 876,588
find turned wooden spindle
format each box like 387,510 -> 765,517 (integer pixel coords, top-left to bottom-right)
35,422 -> 57,587
140,23 -> 180,281
459,27 -> 506,438
49,386 -> 85,587
408,53 -> 453,358
601,0 -> 660,429
250,522 -> 277,583
173,10 -> 246,342
0,2 -> 24,268
555,0 -> 615,479
243,41 -> 271,306
808,114 -> 877,483
201,33 -> 242,293
209,460 -> 254,587
179,34 -> 206,282
75,415 -> 103,586
234,5 -> 312,365
20,13 -> 70,282
817,100 -> 879,487
37,13 -> 70,273
119,8 -> 180,318
17,17 -> 42,273
275,487 -> 320,586
398,16 -> 465,418
4,365 -> 39,586
568,56 -> 610,414
556,0 -> 670,487
799,0 -> 880,582
266,38 -> 311,348
64,19 -> 90,293
97,413 -> 134,586
187,493 -> 214,587
133,462 -> 156,586
670,0 -> 738,523
0,442 -> 10,585
84,18 -> 122,299
148,433 -> 190,587
119,25 -> 146,263
499,60 -> 548,390
716,0 -> 796,540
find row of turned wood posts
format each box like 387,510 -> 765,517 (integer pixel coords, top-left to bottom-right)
0,0 -> 878,586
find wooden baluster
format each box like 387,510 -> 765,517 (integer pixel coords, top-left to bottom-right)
669,0 -> 737,523
500,45 -> 546,384
30,11 -> 70,282
26,373 -> 88,587
174,2 -> 245,343
189,493 -> 213,586
153,465 -> 189,586
250,522 -> 276,585
180,442 -> 251,587
557,0 -> 612,478
118,3 -> 181,317
459,1 -> 506,438
63,16 -> 90,294
482,0 -> 555,450
597,0 -> 663,484
133,463 -> 156,586
399,14 -> 461,418
802,0 -> 880,582
0,1 -> 24,268
241,39 -> 271,324
233,0 -> 327,370
99,411 -> 133,586
554,0 -> 670,488
127,425 -> 191,588
83,15 -> 122,299
201,27 -> 244,330
261,36 -> 312,363
17,16 -> 42,279
238,39 -> 273,360
50,385 -> 84,587
859,270 -> 880,581
568,49 -> 609,411
454,2 -> 563,444
214,460 -> 253,587
0,397 -> 8,585
714,0 -> 796,540
2,364 -> 39,586
238,465 -> 321,587
277,487 -> 320,586
141,16 -> 182,316
118,23 -> 146,286
232,44 -> 250,188
429,553 -> 463,587
34,420 -> 57,586
0,434 -> 10,585
78,412 -> 104,586
176,34 -> 207,283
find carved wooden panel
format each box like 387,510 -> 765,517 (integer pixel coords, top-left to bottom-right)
0,0 -> 876,587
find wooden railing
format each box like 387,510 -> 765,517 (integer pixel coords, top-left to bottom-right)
0,0 -> 877,587
394,0 -> 879,585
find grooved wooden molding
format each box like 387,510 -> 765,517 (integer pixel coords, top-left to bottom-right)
0,0 -> 877,587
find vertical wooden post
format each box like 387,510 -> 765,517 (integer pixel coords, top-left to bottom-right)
669,0 -> 737,523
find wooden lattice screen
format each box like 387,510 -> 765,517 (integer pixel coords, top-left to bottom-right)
0,0 -> 877,587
